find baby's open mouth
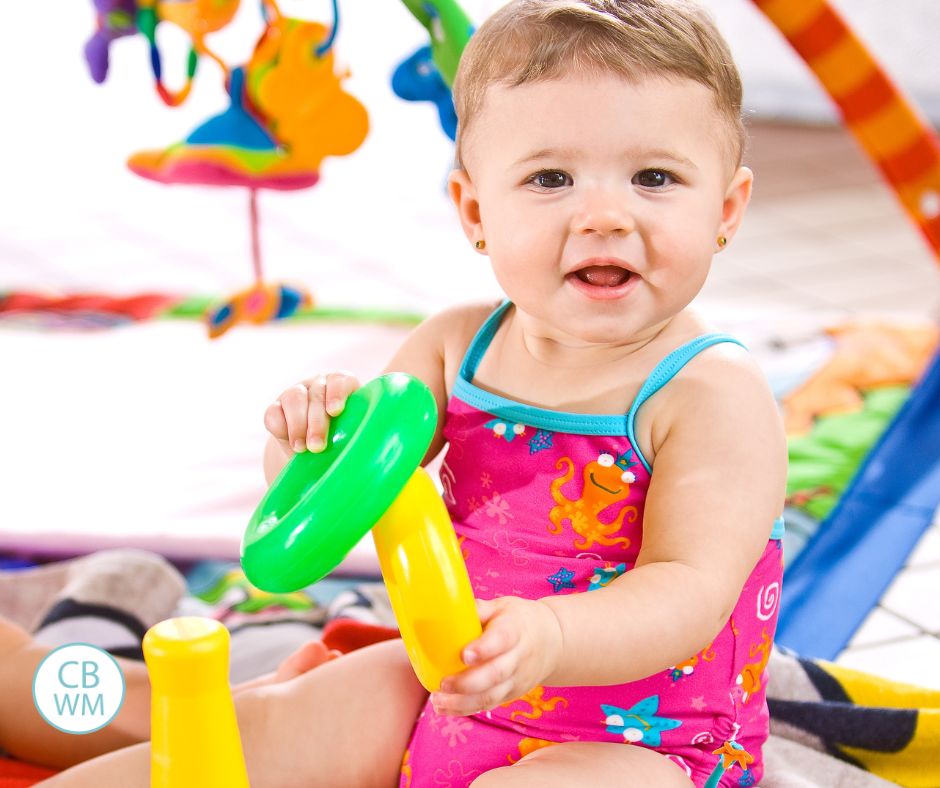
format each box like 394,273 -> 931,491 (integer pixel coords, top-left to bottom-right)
573,265 -> 632,287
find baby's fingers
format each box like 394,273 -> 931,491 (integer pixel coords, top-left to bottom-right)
307,373 -> 359,450
463,604 -> 517,667
304,375 -> 330,452
263,400 -> 289,442
277,383 -> 314,453
431,673 -> 517,717
324,372 -> 359,416
441,650 -> 516,699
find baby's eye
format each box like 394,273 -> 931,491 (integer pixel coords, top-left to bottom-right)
632,169 -> 676,189
528,170 -> 572,190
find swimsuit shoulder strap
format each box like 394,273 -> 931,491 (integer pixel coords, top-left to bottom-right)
626,333 -> 746,474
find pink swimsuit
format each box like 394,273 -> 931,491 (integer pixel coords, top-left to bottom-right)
400,302 -> 784,788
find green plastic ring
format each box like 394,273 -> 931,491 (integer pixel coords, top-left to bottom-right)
241,373 -> 437,592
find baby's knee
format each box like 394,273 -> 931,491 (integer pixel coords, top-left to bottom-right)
469,752 -> 556,788
470,742 -> 695,787
469,766 -> 517,787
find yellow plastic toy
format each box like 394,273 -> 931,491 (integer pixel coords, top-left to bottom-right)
373,467 -> 483,692
143,617 -> 250,788
372,468 -> 483,692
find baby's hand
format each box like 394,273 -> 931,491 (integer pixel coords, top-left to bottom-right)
430,597 -> 563,717
263,372 -> 360,454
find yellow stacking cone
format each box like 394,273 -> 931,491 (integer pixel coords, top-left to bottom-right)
143,617 -> 250,788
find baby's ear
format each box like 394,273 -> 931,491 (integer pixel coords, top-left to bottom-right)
718,165 -> 754,244
448,169 -> 483,242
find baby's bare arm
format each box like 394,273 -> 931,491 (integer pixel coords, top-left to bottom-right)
541,346 -> 787,686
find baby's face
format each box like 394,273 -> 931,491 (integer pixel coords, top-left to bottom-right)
452,72 -> 750,346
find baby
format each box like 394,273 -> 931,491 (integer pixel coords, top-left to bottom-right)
262,0 -> 786,785
48,1 -> 786,785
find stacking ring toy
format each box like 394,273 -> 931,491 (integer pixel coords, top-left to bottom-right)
241,373 -> 437,592
373,467 -> 482,691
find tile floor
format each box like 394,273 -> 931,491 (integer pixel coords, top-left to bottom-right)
694,120 -> 940,689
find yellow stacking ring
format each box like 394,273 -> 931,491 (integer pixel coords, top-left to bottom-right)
373,467 -> 482,691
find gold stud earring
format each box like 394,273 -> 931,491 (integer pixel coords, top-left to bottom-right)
474,239 -> 486,250
717,235 -> 728,249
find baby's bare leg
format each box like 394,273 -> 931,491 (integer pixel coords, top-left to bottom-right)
2,614 -> 339,773
43,639 -> 426,788
470,740 -> 694,787
0,617 -> 148,770
241,638 -> 426,787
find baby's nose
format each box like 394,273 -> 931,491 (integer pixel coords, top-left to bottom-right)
571,191 -> 635,235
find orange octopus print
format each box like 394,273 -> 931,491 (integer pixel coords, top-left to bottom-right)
548,451 -> 638,550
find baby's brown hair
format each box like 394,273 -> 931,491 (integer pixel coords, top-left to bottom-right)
453,0 -> 746,168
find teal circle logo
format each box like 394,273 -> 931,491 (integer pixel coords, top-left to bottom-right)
32,643 -> 126,734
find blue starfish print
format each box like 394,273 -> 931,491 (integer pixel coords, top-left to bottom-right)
528,429 -> 554,454
601,696 -> 682,746
546,567 -> 576,593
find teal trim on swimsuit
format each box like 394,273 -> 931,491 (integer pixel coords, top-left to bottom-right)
454,301 -> 785,540
458,299 -> 513,381
456,299 -> 628,434
452,376 -> 631,435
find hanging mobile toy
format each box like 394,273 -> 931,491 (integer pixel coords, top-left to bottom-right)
136,0 -> 241,106
83,0 -> 476,337
85,0 -> 370,337
392,0 -> 474,140
85,0 -> 138,84
86,0 -> 240,105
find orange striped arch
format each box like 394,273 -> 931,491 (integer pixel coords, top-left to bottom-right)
750,0 -> 940,262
